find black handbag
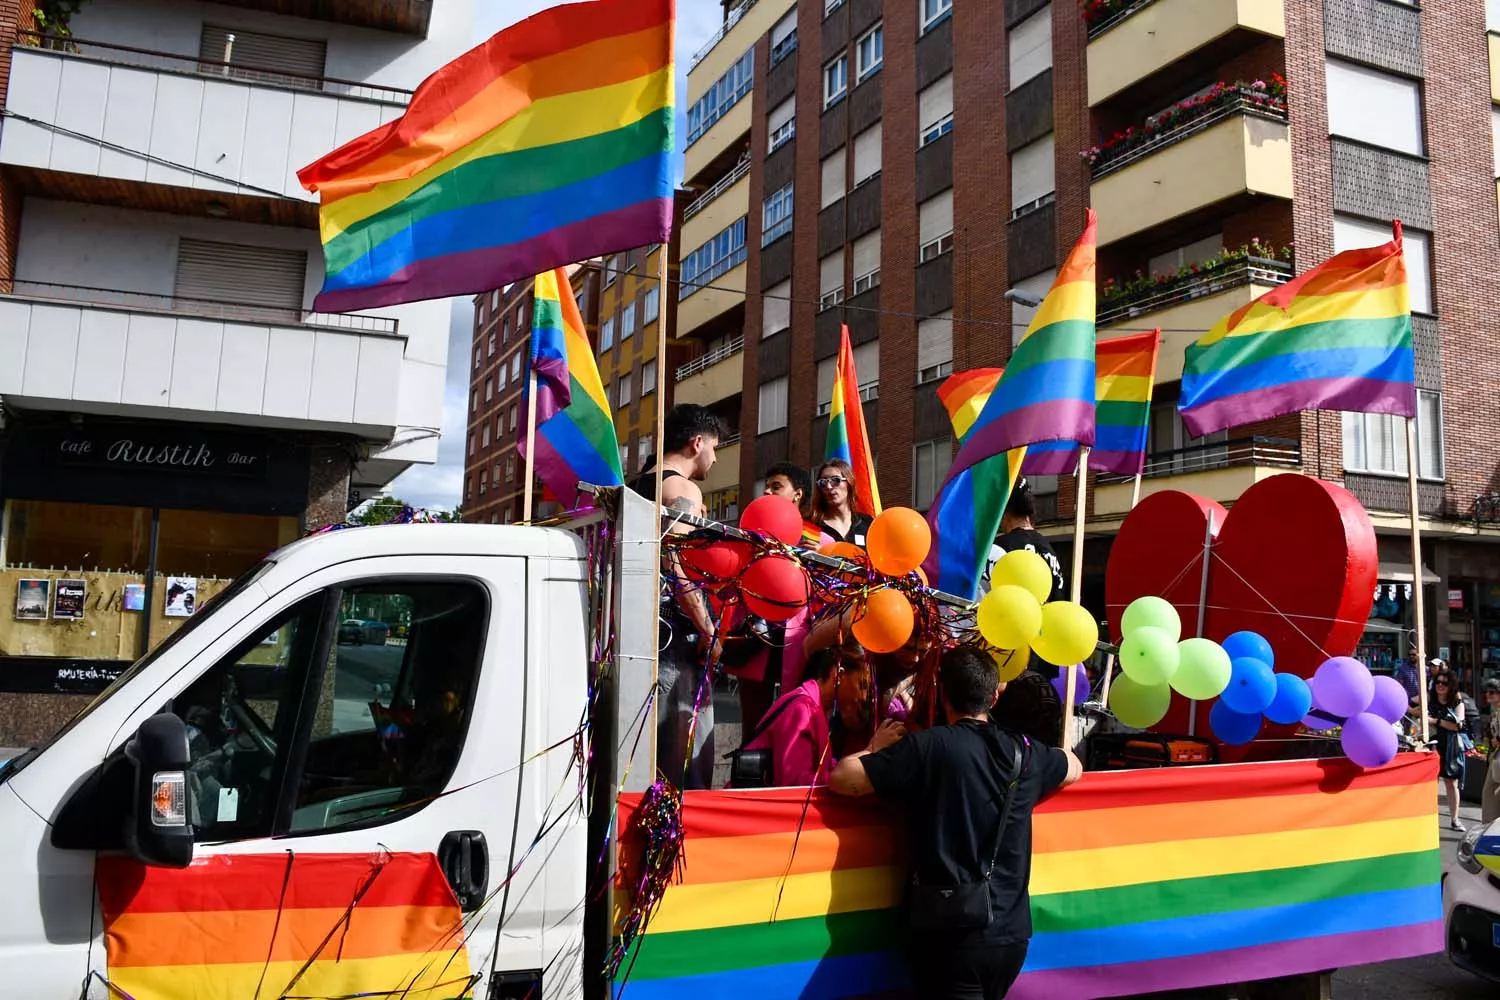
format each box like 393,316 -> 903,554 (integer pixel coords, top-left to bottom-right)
907,736 -> 1025,932
724,693 -> 799,788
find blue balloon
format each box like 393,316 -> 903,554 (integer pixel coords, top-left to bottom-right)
1220,657 -> 1277,715
1222,631 -> 1274,669
1210,701 -> 1263,745
1265,673 -> 1314,726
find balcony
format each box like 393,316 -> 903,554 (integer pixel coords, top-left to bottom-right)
702,440 -> 742,495
0,34 -> 410,214
675,336 -> 745,406
1085,0 -> 1286,107
1090,97 -> 1291,247
682,156 -> 751,224
0,282 -> 405,436
1092,437 -> 1302,516
206,0 -> 431,36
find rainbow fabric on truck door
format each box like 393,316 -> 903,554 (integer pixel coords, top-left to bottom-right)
612,753 -> 1441,999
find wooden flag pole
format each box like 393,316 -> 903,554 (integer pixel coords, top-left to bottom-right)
1186,509 -> 1216,737
1063,446 -> 1091,749
1130,469 -> 1144,509
522,368 -> 539,523
1407,416 -> 1429,744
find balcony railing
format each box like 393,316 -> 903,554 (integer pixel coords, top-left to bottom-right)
1088,89 -> 1288,180
676,335 -> 744,381
18,30 -> 413,104
1098,257 -> 1292,326
683,155 -> 752,223
9,280 -> 401,335
1096,436 -> 1302,483
689,0 -> 760,71
1083,0 -> 1160,39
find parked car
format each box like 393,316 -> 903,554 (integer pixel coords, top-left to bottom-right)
1447,817 -> 1500,982
337,619 -> 390,645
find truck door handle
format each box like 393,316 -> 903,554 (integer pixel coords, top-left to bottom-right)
438,830 -> 488,913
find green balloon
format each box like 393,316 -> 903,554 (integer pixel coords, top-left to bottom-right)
1110,673 -> 1172,729
1171,637 -> 1233,700
1121,596 -> 1182,642
1118,625 -> 1181,686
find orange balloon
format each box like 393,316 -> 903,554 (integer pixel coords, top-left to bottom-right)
913,566 -> 929,586
866,507 -> 932,577
819,541 -> 865,561
852,587 -> 915,654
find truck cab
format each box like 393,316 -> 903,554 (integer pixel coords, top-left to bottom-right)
0,524 -> 593,999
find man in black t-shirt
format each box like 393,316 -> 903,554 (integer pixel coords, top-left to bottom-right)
980,478 -> 1066,601
830,647 -> 1082,999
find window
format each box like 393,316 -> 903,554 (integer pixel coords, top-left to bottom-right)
468,430 -> 475,456
918,311 -> 954,383
488,332 -> 497,356
1148,404 -> 1228,473
643,286 -> 660,325
856,24 -> 884,81
763,183 -> 795,245
817,357 -> 837,410
511,354 -> 521,383
1491,0 -> 1500,30
825,0 -> 844,12
759,377 -> 789,432
824,55 -> 848,107
618,444 -> 629,470
481,423 -> 491,448
922,0 -> 953,32
769,96 -> 796,152
575,290 -> 586,317
820,251 -> 845,309
174,238 -> 304,312
686,49 -> 754,146
821,149 -> 846,207
1493,106 -> 1500,178
771,10 -> 798,64
919,190 -> 954,262
1149,234 -> 1222,277
505,455 -> 516,482
913,439 -> 954,510
638,434 -> 654,468
1011,268 -> 1056,344
1325,59 -> 1423,157
618,374 -> 633,406
601,317 -> 615,351
604,254 -> 620,286
1008,6 -> 1052,91
491,289 -> 501,312
485,377 -> 493,402
473,345 -> 482,370
1334,215 -> 1431,314
1011,134 -> 1055,218
642,359 -> 657,396
509,403 -> 518,433
199,23 -> 327,90
679,217 -> 749,300
919,73 -> 953,146
852,230 -> 881,295
1342,390 -> 1443,480
621,301 -> 636,340
764,279 -> 792,335
816,341 -> 881,414
502,316 -> 511,344
853,123 -> 882,186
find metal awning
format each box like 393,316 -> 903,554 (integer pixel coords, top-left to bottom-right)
1376,561 -> 1440,585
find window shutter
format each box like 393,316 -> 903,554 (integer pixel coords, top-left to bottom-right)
764,279 -> 791,335
821,150 -> 846,207
820,251 -> 844,297
919,190 -> 954,244
853,340 -> 880,388
917,312 -> 953,371
1010,134 -> 1055,209
769,96 -> 795,134
853,123 -> 882,185
771,10 -> 796,47
919,73 -> 952,132
758,377 -> 788,432
1418,390 -> 1444,479
1325,59 -> 1423,157
1007,6 -> 1052,90
1335,216 -> 1430,313
174,239 -> 306,316
852,230 -> 880,280
1493,107 -> 1500,177
817,357 -> 836,405
200,24 -> 328,88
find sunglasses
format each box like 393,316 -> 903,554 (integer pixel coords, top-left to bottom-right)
817,476 -> 848,487
1434,679 -> 1451,686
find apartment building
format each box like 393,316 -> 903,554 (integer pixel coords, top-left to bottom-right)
683,0 -> 1500,689
0,0 -> 470,742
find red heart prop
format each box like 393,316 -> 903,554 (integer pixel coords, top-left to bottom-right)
1105,474 -> 1378,753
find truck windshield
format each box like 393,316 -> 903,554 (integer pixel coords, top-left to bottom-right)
0,559 -> 277,785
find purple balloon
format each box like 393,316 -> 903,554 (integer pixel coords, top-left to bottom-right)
1366,675 -> 1408,725
1301,711 -> 1339,731
1341,711 -> 1398,769
1051,664 -> 1092,706
1312,656 -> 1375,719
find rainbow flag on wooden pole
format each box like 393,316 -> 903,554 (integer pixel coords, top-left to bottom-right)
298,0 -> 675,311
1023,328 -> 1160,478
825,325 -> 882,517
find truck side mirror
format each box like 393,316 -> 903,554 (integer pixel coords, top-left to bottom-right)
123,713 -> 194,869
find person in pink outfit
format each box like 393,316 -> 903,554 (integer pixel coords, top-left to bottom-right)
738,648 -> 843,787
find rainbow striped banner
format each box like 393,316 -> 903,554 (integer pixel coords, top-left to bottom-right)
613,753 -> 1440,999
98,852 -> 472,999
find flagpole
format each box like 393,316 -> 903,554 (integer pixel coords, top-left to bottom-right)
522,369 -> 538,523
1130,470 -> 1143,509
1063,446 -> 1090,749
1407,416 -> 1429,744
1187,510 -> 1216,737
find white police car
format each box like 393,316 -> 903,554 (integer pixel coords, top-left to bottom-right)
1447,817 -> 1500,981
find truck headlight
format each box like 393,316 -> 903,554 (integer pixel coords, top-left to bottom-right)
1457,825 -> 1485,875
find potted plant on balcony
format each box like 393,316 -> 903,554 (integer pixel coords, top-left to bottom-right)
1098,239 -> 1294,322
33,0 -> 87,50
1082,75 -> 1289,175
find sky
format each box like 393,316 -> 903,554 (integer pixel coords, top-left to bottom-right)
387,0 -> 723,511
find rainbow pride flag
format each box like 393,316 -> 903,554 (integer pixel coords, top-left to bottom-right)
826,325 -> 882,517
613,754 -> 1441,999
1025,329 -> 1160,476
1179,222 -> 1415,437
298,0 -> 675,311
520,268 -> 623,505
98,852 -> 472,999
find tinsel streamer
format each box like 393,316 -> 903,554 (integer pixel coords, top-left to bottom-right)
605,778 -> 685,984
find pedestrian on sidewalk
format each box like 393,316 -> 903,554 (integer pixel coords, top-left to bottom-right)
1430,669 -> 1468,831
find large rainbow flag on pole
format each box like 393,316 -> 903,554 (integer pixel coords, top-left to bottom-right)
1024,329 -> 1160,476
519,268 -> 623,503
298,0 -> 675,311
1179,222 -> 1415,437
825,325 -> 882,517
612,754 -> 1441,999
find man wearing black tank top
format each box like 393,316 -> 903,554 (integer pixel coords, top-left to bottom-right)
629,404 -> 728,789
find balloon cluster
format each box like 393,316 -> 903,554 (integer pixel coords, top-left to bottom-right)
1300,656 -> 1407,769
1110,597 -> 1221,728
1201,631 -> 1313,747
976,551 -> 1099,680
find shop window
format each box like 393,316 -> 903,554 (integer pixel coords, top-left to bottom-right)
156,509 -> 298,580
5,500 -> 152,573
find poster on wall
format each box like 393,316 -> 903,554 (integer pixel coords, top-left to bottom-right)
123,584 -> 145,613
53,579 -> 86,621
15,579 -> 50,620
164,577 -> 198,617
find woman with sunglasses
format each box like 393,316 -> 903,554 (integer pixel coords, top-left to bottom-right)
811,459 -> 874,547
1430,670 -> 1468,830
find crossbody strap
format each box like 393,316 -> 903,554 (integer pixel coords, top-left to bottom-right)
981,737 -> 1026,880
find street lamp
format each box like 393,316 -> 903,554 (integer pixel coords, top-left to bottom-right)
1004,288 -> 1043,308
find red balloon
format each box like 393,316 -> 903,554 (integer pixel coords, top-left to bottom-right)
680,541 -> 749,584
740,555 -> 810,621
739,494 -> 805,546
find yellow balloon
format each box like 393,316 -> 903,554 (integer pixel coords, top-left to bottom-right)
977,585 -> 1043,651
993,647 -> 1028,682
990,549 -> 1052,604
1031,601 -> 1100,666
